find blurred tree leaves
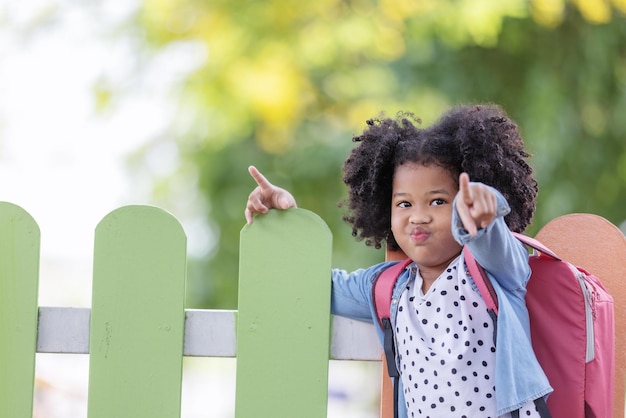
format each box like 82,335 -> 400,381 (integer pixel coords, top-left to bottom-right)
132,0 -> 626,308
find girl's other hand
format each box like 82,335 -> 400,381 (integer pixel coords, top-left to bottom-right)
245,165 -> 297,224
456,173 -> 497,236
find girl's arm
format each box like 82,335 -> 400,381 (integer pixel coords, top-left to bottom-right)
330,268 -> 375,322
330,262 -> 398,322
453,174 -> 530,291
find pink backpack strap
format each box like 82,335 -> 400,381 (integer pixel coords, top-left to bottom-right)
373,258 -> 412,418
463,232 -> 558,317
512,232 -> 561,260
463,246 -> 499,315
373,258 -> 412,327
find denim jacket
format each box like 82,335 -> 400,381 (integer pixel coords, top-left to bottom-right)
330,186 -> 552,417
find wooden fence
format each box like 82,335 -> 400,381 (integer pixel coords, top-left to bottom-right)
0,202 -> 382,418
2,202 -> 626,418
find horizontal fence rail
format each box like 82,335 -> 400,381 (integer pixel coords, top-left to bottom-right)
36,307 -> 382,360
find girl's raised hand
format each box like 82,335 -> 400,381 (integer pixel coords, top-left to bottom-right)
456,173 -> 497,236
244,165 -> 297,224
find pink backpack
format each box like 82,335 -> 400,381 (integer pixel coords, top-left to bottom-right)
374,233 -> 615,418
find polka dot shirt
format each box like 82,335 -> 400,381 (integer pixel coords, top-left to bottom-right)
395,256 -> 541,418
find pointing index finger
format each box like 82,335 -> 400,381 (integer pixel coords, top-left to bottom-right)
248,165 -> 273,190
459,172 -> 472,204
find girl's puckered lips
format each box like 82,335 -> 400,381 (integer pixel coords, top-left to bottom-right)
410,227 -> 430,244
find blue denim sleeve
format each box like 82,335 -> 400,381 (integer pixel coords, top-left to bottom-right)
330,262 -> 397,323
452,184 -> 531,291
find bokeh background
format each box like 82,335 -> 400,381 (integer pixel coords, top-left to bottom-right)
2,0 -> 626,417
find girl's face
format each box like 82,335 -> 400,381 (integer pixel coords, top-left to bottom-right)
390,162 -> 463,282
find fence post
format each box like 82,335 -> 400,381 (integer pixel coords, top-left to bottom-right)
87,205 -> 187,418
0,202 -> 40,418
236,208 -> 332,418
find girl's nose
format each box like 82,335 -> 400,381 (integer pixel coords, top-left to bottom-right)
409,209 -> 431,224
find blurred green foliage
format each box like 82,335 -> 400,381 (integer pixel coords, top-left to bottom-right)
134,0 -> 626,308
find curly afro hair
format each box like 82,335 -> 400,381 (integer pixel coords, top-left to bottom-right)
341,104 -> 538,251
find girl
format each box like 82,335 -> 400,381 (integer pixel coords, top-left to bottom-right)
245,104 -> 552,418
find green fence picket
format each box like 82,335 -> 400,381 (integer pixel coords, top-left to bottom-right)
236,208 -> 333,418
0,202 -> 40,418
87,206 -> 187,418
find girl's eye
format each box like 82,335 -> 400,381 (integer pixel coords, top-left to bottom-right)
397,201 -> 411,208
431,198 -> 446,206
